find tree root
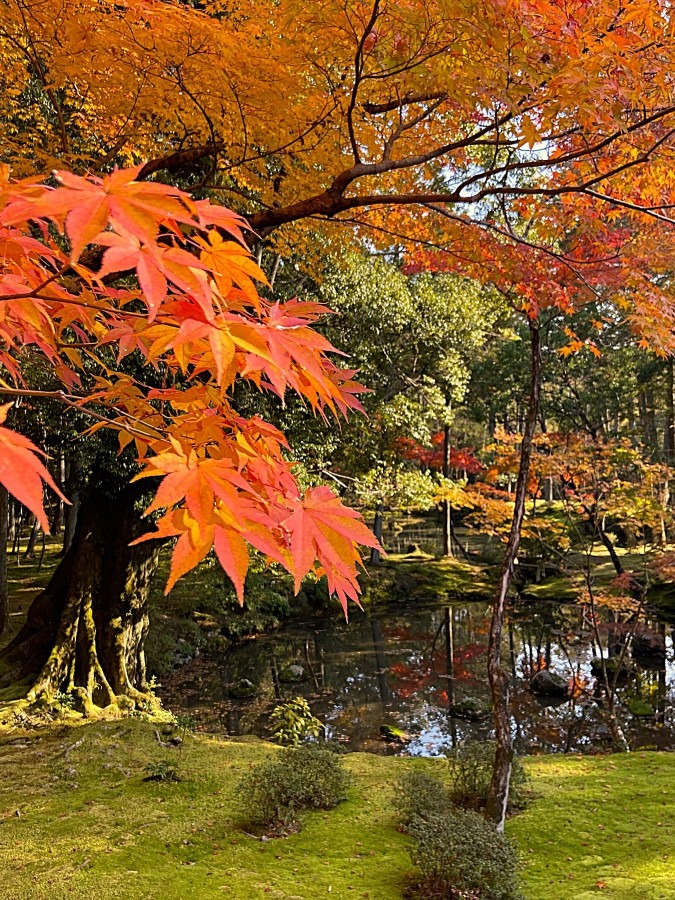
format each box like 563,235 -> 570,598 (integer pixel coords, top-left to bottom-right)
0,688 -> 174,735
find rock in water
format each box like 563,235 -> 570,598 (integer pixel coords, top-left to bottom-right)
229,678 -> 257,698
530,669 -> 569,697
279,664 -> 305,683
632,632 -> 666,669
590,657 -> 633,680
379,724 -> 410,743
448,698 -> 491,721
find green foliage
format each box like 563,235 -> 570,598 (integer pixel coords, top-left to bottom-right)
312,254 -> 504,479
446,742 -> 527,812
175,714 -> 196,734
53,690 -> 75,711
395,769 -> 522,898
270,697 -> 323,746
395,770 -> 452,825
237,745 -> 349,830
142,759 -> 180,783
353,466 -> 439,512
407,807 -> 522,900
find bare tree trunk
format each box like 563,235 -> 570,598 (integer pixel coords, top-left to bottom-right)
370,502 -> 384,565
665,358 -> 675,461
24,516 -> 39,560
485,319 -> 542,831
442,422 -> 453,558
638,386 -> 658,451
50,451 -> 66,534
0,487 -> 8,637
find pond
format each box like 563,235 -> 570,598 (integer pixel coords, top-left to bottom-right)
158,598 -> 675,756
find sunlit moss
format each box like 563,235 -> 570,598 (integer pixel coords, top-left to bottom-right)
1,721 -> 674,899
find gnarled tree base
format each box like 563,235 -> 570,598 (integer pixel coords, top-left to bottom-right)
0,482 -> 165,730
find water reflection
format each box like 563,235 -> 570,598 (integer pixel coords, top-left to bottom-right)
159,600 -> 675,756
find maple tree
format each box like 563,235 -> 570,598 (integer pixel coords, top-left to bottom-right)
0,166 -> 379,715
3,0 -> 675,824
2,0 -> 675,285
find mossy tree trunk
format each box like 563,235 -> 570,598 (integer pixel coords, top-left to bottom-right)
369,502 -> 384,565
0,481 -> 161,715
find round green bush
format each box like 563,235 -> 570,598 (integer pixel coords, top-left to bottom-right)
236,745 -> 349,830
408,806 -> 522,900
446,742 -> 527,812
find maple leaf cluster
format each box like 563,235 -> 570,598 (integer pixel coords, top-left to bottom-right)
0,165 -> 379,612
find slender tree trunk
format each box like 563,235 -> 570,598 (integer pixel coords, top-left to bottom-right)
444,606 -> 458,747
0,487 -> 8,637
370,502 -> 384,565
50,451 -> 66,534
24,516 -> 38,559
442,422 -> 453,558
0,479 -> 161,718
665,358 -> 675,461
638,386 -> 658,451
488,408 -> 496,438
485,320 -> 542,831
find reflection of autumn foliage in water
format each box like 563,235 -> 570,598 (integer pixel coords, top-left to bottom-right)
451,644 -> 488,682
388,662 -> 431,700
157,600 -> 675,755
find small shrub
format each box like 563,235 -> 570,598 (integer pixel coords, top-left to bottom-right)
237,745 -> 349,831
270,697 -> 323,746
395,770 -> 451,825
407,807 -> 522,900
446,742 -> 526,811
54,690 -> 75,711
143,759 -> 180,783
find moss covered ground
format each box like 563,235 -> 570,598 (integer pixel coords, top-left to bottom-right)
510,753 -> 675,899
1,721 -> 674,900
362,552 -> 496,602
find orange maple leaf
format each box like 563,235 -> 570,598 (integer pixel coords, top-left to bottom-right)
281,485 -> 381,612
0,403 -> 68,532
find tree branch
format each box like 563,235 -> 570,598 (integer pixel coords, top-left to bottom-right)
137,143 -> 224,181
362,91 -> 448,115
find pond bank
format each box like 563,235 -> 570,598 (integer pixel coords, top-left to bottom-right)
0,720 -> 674,899
144,553 -> 496,679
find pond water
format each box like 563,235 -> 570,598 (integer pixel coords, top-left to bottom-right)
159,598 -> 675,756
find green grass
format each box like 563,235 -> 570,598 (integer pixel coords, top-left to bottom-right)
0,721 -> 410,899
520,543 -> 657,603
1,722 -> 675,899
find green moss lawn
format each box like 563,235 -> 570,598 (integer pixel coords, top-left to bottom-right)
1,721 -> 674,899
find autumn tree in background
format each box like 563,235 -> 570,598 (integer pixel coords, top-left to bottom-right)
4,0 -> 675,824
